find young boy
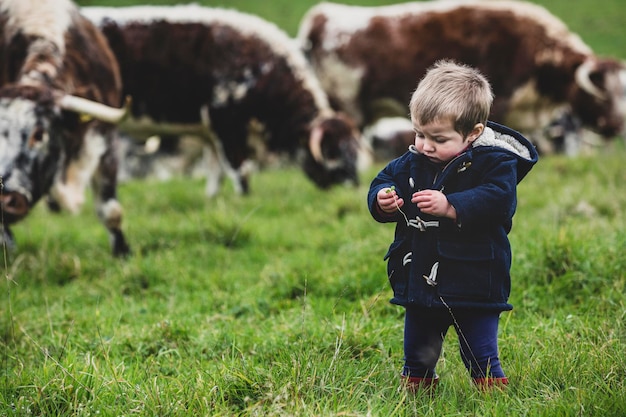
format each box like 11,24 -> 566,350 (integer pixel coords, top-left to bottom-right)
367,60 -> 538,390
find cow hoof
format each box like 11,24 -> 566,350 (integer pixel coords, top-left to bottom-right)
111,230 -> 131,258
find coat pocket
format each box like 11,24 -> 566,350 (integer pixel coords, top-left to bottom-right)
436,240 -> 494,300
384,239 -> 411,299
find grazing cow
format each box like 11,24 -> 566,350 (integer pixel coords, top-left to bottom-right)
82,4 -> 369,196
297,1 -> 626,153
0,0 -> 130,256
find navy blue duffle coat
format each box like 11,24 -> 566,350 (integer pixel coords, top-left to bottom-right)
368,121 -> 538,311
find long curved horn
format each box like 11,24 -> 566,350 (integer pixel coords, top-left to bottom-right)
59,94 -> 131,123
575,60 -> 607,101
309,125 -> 324,163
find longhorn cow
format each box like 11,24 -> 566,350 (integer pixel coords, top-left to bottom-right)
0,0 -> 130,256
297,1 -> 626,154
82,4 -> 371,196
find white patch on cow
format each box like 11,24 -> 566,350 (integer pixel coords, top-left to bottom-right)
357,137 -> 374,173
100,198 -> 123,229
212,80 -> 252,108
49,128 -> 107,214
82,4 -> 332,114
504,80 -> 571,146
315,54 -> 365,124
618,68 -> 626,128
362,117 -> 414,161
0,98 -> 43,200
0,99 -> 29,166
607,69 -> 626,110
210,67 -> 261,108
1,0 -> 74,54
363,117 -> 414,144
505,80 -> 568,128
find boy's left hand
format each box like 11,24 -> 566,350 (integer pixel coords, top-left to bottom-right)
412,190 -> 456,220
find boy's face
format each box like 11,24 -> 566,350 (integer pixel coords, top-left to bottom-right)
413,118 -> 483,164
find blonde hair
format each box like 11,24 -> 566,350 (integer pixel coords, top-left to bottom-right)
409,60 -> 493,137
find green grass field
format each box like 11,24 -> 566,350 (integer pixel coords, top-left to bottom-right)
2,0 -> 626,415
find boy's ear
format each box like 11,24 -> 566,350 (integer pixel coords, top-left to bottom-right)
467,123 -> 484,143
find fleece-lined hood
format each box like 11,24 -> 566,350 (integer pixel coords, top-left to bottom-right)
472,121 -> 538,183
407,121 -> 538,183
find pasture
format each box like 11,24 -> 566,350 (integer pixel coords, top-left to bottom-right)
2,0 -> 626,415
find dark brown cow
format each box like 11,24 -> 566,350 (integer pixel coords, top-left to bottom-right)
297,1 -> 626,153
0,0 -> 130,256
82,4 -> 370,196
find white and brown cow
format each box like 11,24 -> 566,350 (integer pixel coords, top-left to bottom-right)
0,0 -> 130,256
82,4 -> 370,196
297,1 -> 626,154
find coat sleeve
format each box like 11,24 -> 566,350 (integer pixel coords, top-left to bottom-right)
446,154 -> 518,229
367,160 -> 404,224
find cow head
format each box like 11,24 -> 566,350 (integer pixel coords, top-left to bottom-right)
0,84 -> 129,246
303,113 -> 367,189
572,58 -> 626,138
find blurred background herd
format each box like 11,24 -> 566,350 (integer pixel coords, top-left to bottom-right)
1,0 -> 625,255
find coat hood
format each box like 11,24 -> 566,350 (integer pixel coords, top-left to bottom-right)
474,121 -> 539,183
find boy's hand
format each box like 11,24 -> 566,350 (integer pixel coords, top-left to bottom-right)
412,190 -> 456,219
377,187 -> 404,213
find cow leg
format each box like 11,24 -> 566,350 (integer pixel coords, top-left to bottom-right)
200,106 -> 244,196
220,148 -> 245,195
202,141 -> 245,196
49,127 -> 128,256
238,162 -> 252,195
212,126 -> 250,195
89,129 -> 130,257
202,143 -> 224,197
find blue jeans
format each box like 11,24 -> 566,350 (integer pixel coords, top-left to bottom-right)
402,307 -> 506,379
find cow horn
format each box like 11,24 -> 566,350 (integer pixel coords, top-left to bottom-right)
309,125 -> 324,163
575,60 -> 607,101
59,94 -> 131,123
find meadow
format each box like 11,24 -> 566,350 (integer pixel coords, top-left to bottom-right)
2,0 -> 626,415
